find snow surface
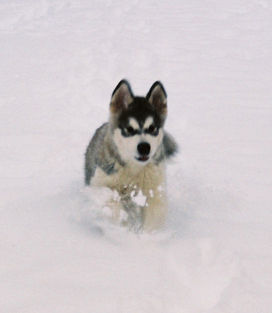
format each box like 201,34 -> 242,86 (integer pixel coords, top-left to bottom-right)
1,1 -> 272,312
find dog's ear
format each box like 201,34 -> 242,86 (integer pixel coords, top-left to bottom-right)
146,81 -> 167,118
110,80 -> 134,114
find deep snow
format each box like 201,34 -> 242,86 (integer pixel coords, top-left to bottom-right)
1,1 -> 272,312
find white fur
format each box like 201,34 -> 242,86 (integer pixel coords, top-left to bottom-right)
128,118 -> 140,130
143,129 -> 163,160
143,116 -> 154,129
113,128 -> 163,164
113,128 -> 141,162
93,116 -> 167,231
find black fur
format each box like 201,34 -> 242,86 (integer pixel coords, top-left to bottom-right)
118,97 -> 164,130
84,80 -> 178,185
146,81 -> 167,100
112,79 -> 134,98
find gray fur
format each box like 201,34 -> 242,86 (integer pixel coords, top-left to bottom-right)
84,125 -> 177,185
163,131 -> 178,157
84,81 -> 178,231
84,80 -> 178,186
84,123 -> 124,185
153,131 -> 178,164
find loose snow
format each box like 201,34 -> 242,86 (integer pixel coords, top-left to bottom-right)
0,1 -> 272,312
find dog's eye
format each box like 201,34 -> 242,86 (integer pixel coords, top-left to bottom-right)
126,126 -> 135,135
145,124 -> 159,136
148,125 -> 155,133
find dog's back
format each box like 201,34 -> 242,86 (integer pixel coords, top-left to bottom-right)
85,123 -> 107,185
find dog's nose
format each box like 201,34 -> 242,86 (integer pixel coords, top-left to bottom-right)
137,142 -> 150,156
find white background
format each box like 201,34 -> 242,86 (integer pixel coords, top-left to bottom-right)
1,1 -> 271,312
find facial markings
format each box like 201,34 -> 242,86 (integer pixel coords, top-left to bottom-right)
114,122 -> 164,163
120,116 -> 160,137
141,128 -> 164,161
143,116 -> 154,129
113,128 -> 142,162
121,118 -> 140,137
143,116 -> 159,136
129,118 -> 140,130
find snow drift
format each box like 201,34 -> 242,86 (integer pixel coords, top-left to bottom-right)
1,1 -> 272,312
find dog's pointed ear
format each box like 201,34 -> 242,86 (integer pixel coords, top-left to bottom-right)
146,81 -> 167,118
110,80 -> 134,114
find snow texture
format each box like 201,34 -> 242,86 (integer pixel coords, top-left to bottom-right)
1,1 -> 272,312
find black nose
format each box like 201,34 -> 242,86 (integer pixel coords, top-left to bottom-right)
137,142 -> 150,156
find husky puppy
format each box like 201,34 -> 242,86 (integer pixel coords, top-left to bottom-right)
85,80 -> 177,231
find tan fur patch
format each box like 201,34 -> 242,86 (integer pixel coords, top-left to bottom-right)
91,162 -> 167,231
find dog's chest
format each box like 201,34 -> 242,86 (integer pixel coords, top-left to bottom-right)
91,162 -> 165,196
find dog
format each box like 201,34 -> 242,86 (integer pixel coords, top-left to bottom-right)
84,80 -> 177,231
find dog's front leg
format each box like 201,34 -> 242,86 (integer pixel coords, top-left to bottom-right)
142,188 -> 168,232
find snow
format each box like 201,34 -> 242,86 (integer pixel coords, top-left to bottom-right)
1,0 -> 272,312
131,189 -> 147,207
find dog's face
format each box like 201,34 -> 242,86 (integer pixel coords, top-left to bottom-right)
109,80 -> 167,164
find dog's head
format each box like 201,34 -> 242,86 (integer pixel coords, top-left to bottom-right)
109,80 -> 167,164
